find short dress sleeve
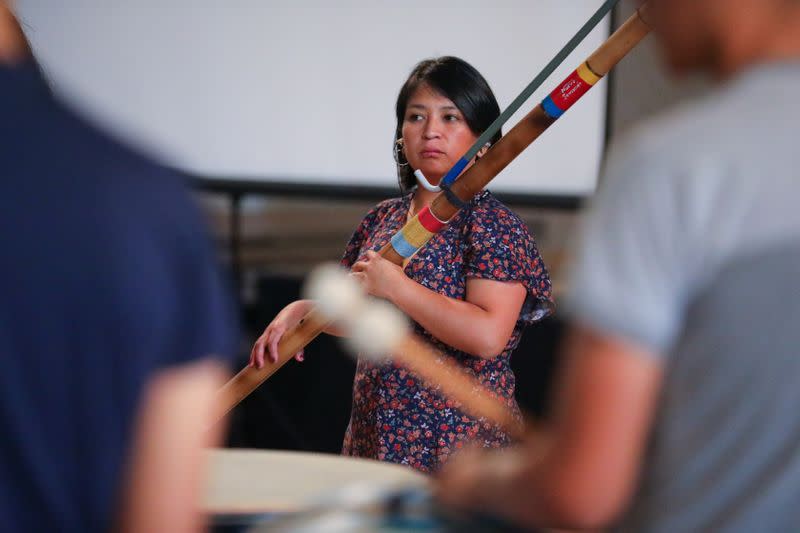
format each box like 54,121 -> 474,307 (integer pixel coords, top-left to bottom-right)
463,202 -> 554,325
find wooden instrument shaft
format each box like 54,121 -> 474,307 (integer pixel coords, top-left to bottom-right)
213,6 -> 652,424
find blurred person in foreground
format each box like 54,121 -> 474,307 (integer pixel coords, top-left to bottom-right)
0,3 -> 238,531
437,0 -> 800,530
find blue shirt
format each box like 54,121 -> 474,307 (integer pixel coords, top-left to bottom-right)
0,63 -> 238,531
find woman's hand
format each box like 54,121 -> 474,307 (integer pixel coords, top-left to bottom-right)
351,250 -> 407,301
249,300 -> 313,368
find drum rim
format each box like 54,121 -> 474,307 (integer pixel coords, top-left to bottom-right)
203,448 -> 428,515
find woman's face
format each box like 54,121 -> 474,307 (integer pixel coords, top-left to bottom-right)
401,84 -> 479,186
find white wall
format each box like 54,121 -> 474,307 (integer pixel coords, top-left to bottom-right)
18,1 -> 610,197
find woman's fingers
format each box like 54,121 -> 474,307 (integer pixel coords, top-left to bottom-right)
251,322 -> 279,369
250,314 -> 308,368
248,345 -> 256,367
249,330 -> 264,367
267,327 -> 284,364
251,331 -> 269,369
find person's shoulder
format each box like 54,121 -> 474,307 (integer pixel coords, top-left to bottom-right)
375,192 -> 408,211
471,191 -> 530,234
76,111 -> 184,190
612,103 -> 704,166
13,92 -> 195,229
38,94 -> 190,205
48,104 -> 213,260
361,192 -> 408,222
601,82 -> 763,215
607,82 -> 748,178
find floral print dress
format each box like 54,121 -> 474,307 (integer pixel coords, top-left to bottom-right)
340,189 -> 553,473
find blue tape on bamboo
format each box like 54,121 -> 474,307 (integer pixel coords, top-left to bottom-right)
440,157 -> 470,187
541,96 -> 565,119
390,232 -> 419,259
438,0 -> 619,187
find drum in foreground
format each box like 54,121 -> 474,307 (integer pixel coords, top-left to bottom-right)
204,448 -> 531,532
203,448 -> 427,529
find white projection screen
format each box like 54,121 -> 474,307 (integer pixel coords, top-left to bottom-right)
17,1 -> 610,198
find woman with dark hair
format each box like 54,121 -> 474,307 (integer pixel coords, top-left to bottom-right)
251,56 -> 553,473
392,56 -> 503,191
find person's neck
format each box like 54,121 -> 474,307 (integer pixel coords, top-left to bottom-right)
716,12 -> 800,79
410,184 -> 439,216
0,4 -> 31,66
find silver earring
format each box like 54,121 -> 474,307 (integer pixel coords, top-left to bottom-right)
393,138 -> 409,168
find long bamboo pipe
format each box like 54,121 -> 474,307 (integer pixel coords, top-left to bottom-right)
213,5 -> 652,425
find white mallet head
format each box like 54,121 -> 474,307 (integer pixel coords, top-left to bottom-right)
303,262 -> 409,362
344,298 -> 409,362
303,263 -> 363,322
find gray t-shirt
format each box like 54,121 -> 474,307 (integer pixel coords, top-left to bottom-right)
565,62 -> 800,532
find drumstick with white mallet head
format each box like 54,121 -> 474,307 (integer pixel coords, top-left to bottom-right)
303,263 -> 525,440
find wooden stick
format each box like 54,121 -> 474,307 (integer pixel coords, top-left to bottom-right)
212,6 -> 652,423
384,5 -> 652,263
211,308 -> 330,423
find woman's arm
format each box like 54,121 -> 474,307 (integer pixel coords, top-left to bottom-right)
250,299 -> 347,368
352,251 -> 527,358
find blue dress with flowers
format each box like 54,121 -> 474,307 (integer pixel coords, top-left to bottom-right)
341,190 -> 553,473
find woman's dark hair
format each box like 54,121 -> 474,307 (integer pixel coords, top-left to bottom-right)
394,56 -> 502,191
